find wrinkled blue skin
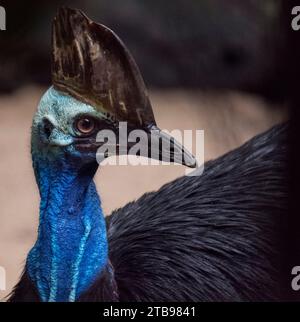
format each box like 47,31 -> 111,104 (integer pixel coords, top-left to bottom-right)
27,87 -> 108,302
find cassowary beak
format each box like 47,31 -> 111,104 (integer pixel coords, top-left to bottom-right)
52,7 -> 197,168
144,126 -> 197,168
116,125 -> 197,168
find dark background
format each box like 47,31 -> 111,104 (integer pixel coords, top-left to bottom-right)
0,0 -> 288,101
0,0 -> 299,300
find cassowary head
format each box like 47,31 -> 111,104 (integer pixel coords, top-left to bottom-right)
31,7 -> 196,169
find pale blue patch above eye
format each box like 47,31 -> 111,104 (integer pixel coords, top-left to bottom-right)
33,86 -> 107,136
27,86 -> 109,302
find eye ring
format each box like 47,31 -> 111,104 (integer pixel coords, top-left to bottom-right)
74,115 -> 97,136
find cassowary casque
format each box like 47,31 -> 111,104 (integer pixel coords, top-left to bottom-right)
9,7 -> 291,302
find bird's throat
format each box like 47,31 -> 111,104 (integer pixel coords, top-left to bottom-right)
27,154 -> 108,302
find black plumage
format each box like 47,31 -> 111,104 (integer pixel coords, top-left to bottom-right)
9,122 -> 291,301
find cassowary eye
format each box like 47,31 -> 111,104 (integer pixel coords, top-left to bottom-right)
74,116 -> 96,135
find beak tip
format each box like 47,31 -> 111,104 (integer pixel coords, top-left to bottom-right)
184,158 -> 198,169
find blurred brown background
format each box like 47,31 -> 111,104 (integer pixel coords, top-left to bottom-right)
0,0 -> 291,300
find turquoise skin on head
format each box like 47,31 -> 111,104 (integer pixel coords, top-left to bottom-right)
27,87 -> 108,302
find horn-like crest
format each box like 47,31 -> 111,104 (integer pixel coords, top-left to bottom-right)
52,7 -> 156,127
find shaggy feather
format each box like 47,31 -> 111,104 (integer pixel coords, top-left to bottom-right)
106,123 -> 288,301
9,123 -> 290,302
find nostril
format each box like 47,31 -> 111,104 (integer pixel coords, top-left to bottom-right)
42,118 -> 54,139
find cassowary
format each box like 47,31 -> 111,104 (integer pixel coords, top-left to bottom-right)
9,8 -> 289,302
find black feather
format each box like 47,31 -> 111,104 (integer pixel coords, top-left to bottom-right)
106,123 -> 289,301
8,270 -> 39,302
9,123 -> 292,301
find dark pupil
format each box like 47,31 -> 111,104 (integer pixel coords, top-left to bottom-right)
81,119 -> 91,129
78,118 -> 94,133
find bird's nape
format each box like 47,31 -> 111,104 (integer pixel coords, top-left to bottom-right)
15,6 -> 198,302
8,6 -> 292,303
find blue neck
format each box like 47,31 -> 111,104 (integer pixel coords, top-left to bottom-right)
27,153 -> 108,302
